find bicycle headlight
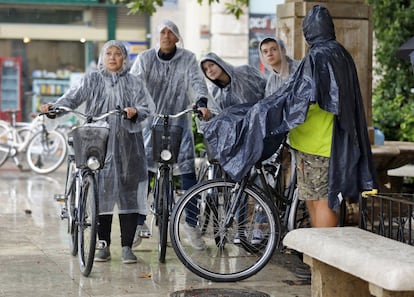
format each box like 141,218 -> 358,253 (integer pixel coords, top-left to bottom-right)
87,156 -> 101,170
160,149 -> 172,161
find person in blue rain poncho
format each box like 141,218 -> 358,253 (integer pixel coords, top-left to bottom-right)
40,40 -> 155,264
259,36 -> 300,96
130,20 -> 211,250
200,52 -> 266,115
201,5 -> 377,224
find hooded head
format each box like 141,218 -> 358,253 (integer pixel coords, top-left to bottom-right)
97,40 -> 130,76
302,5 -> 336,46
156,19 -> 183,48
200,52 -> 232,88
259,36 -> 290,78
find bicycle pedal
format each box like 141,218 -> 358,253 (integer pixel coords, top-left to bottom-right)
96,240 -> 108,249
60,208 -> 68,220
139,231 -> 151,238
54,194 -> 67,203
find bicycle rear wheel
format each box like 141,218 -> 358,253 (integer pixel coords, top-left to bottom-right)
155,169 -> 170,263
78,174 -> 97,277
170,179 -> 281,282
26,129 -> 67,174
0,123 -> 11,166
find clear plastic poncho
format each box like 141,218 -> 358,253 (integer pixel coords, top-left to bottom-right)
201,5 -> 377,210
130,20 -> 209,175
53,40 -> 155,215
200,52 -> 266,114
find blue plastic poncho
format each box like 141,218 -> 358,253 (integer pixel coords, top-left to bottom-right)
53,40 -> 155,215
202,5 -> 377,210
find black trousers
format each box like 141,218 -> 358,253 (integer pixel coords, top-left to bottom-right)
98,213 -> 138,247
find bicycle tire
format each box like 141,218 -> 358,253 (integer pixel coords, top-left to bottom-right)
170,179 -> 281,282
78,174 -> 97,277
67,161 -> 78,256
0,123 -> 11,166
157,170 -> 169,263
26,129 -> 67,174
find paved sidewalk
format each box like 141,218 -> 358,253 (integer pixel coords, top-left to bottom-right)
0,162 -> 310,297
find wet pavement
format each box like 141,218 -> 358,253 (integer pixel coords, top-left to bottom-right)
0,160 -> 310,297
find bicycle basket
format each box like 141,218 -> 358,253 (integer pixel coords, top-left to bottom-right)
72,126 -> 109,169
151,124 -> 183,163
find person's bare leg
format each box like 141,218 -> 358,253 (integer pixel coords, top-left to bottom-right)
308,199 -> 337,227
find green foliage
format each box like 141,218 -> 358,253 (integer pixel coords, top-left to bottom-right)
192,115 -> 206,157
113,0 -> 248,18
368,0 -> 414,141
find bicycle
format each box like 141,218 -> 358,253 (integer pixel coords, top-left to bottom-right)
169,134 -> 309,282
149,107 -> 198,263
51,106 -> 125,277
0,109 -> 67,174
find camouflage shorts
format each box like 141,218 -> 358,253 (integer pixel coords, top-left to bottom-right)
294,150 -> 329,200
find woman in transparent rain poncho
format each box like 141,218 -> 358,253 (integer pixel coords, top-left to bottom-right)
40,40 -> 155,264
130,20 -> 210,250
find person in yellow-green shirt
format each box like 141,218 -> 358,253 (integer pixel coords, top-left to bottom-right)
202,5 -> 377,228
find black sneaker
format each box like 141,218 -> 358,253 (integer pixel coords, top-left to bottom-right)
294,262 -> 311,280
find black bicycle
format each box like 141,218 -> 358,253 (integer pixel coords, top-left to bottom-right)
150,107 -> 197,263
169,134 -> 309,282
52,106 -> 125,277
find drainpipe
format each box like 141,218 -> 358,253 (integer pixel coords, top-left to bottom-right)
107,3 -> 117,40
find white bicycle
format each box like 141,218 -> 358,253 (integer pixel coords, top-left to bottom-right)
0,109 -> 67,174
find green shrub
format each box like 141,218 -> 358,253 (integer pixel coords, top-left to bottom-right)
368,0 -> 414,142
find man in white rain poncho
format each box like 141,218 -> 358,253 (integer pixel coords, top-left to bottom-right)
259,37 -> 300,96
130,20 -> 210,250
200,52 -> 266,114
40,40 -> 155,264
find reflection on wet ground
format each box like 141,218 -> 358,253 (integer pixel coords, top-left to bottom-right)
0,162 -> 310,297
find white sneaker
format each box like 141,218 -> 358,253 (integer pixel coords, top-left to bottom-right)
182,223 -> 206,250
233,232 -> 241,244
133,223 -> 151,248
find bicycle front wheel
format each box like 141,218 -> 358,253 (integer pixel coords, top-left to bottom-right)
0,123 -> 11,166
27,129 -> 67,174
155,169 -> 170,263
67,162 -> 79,256
170,179 -> 281,282
78,174 -> 97,277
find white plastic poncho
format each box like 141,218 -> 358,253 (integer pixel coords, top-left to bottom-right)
258,37 -> 300,96
53,40 -> 155,215
200,52 -> 266,114
130,20 -> 209,175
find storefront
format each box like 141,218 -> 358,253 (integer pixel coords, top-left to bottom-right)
0,0 -> 148,120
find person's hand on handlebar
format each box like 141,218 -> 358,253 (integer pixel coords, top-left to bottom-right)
197,107 -> 212,121
123,107 -> 138,119
39,103 -> 53,113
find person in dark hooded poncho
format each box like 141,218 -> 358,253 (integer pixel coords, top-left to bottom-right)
201,5 -> 377,226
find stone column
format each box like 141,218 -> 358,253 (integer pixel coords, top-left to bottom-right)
276,0 -> 374,141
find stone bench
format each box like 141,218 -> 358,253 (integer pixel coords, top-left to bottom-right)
283,227 -> 414,297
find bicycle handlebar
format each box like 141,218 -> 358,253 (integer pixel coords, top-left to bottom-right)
41,106 -> 127,122
153,107 -> 200,119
